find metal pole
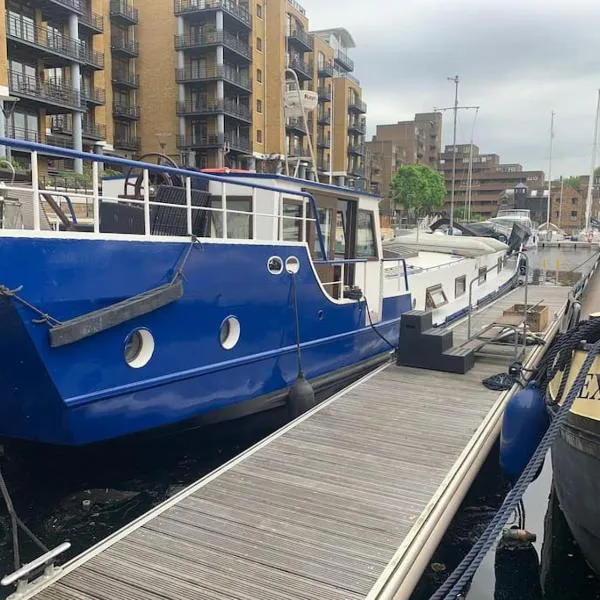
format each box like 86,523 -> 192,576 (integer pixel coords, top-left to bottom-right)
449,75 -> 459,233
546,110 -> 555,231
585,89 -> 600,234
467,108 -> 479,221
558,175 -> 564,232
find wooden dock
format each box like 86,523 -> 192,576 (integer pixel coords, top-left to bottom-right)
15,278 -> 597,599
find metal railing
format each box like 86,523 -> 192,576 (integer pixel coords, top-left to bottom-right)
347,143 -> 365,156
348,98 -> 367,113
335,50 -> 354,72
113,103 -> 140,119
174,31 -> 251,59
79,10 -> 104,31
112,71 -> 139,87
287,29 -> 313,51
174,0 -> 251,27
317,87 -> 332,101
114,135 -> 141,150
176,133 -> 251,153
318,61 -> 334,77
9,72 -> 83,110
111,37 -> 140,56
110,0 -> 139,23
288,56 -> 313,79
0,135 -> 327,259
176,99 -> 251,122
176,65 -> 251,89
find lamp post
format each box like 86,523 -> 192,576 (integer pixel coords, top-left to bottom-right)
0,95 -> 19,161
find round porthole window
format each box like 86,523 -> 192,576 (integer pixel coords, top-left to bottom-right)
124,329 -> 155,369
285,256 -> 300,274
219,316 -> 241,350
267,256 -> 283,275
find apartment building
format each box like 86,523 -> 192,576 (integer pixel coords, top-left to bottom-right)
440,144 -> 545,219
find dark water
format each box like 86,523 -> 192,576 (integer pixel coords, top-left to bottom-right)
0,247 -> 598,598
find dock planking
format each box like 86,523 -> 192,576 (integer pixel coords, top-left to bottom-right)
19,282 -> 588,600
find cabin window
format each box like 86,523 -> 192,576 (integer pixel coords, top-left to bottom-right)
313,208 -> 332,259
455,275 -> 466,298
281,201 -> 303,241
478,267 -> 487,285
334,210 -> 346,256
356,210 -> 377,258
209,198 -> 253,239
426,284 -> 448,309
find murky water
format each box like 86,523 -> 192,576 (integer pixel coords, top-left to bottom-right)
0,247 -> 597,599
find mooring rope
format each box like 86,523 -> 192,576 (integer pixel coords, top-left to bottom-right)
429,331 -> 600,600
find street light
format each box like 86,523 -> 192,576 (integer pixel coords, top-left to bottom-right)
0,95 -> 19,161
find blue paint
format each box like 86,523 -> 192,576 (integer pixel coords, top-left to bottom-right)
0,236 -> 411,445
500,382 -> 549,481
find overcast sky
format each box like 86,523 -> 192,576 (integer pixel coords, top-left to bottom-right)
302,0 -> 600,178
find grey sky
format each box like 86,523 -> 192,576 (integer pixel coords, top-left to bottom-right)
301,0 -> 600,177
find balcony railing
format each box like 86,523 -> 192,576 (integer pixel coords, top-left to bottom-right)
6,17 -> 103,67
317,110 -> 331,125
174,31 -> 251,60
177,99 -> 251,122
9,71 -> 83,111
335,49 -> 354,72
111,37 -> 140,56
317,135 -> 330,148
318,60 -> 334,78
112,71 -> 140,88
348,98 -> 367,113
110,0 -> 139,24
286,117 -> 307,134
177,133 -> 251,153
348,119 -> 366,134
317,87 -> 332,102
46,0 -> 83,13
114,135 -> 141,151
79,9 -> 104,32
50,116 -> 106,140
81,87 -> 106,105
113,102 -> 140,119
287,29 -> 312,52
7,126 -> 39,143
175,65 -> 251,90
174,0 -> 251,28
288,55 -> 312,80
348,143 -> 365,156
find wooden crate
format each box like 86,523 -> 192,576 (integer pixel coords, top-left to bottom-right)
503,303 -> 549,332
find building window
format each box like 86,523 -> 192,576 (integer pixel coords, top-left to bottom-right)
256,129 -> 262,143
356,209 -> 377,258
256,3 -> 262,18
555,211 -> 559,218
256,37 -> 262,51
571,210 -> 578,217
572,197 -> 577,204
257,68 -> 262,83
426,284 -> 448,309
257,99 -> 262,113
455,276 -> 466,298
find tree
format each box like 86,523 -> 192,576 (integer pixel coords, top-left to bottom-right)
564,176 -> 581,190
389,164 -> 446,216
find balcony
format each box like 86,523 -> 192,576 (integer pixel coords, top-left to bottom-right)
348,143 -> 365,156
50,116 -> 106,140
6,18 -> 103,68
348,98 -> 367,114
317,135 -> 330,149
317,87 -> 332,102
79,9 -> 104,33
81,87 -> 106,105
335,49 -> 354,72
348,119 -> 366,135
110,0 -> 138,24
111,36 -> 139,57
112,71 -> 140,88
175,31 -> 251,61
9,72 -> 84,113
177,99 -> 251,123
113,102 -> 140,119
318,60 -> 334,78
175,65 -> 251,92
288,56 -> 312,82
317,110 -> 331,125
114,135 -> 141,151
287,29 -> 312,53
286,117 -> 306,135
174,0 -> 251,30
8,126 -> 39,143
41,0 -> 83,15
177,132 -> 251,153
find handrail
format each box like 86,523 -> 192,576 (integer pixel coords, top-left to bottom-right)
0,136 -> 328,260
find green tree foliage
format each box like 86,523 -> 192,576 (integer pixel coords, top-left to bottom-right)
389,165 -> 446,216
564,176 -> 581,190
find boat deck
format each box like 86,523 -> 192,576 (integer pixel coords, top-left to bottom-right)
18,281 -> 596,599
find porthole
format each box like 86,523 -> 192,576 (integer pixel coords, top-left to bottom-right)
124,329 -> 155,369
267,256 -> 283,275
285,256 -> 300,274
219,316 -> 241,350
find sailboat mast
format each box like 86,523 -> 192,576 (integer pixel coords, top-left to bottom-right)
546,110 -> 555,231
585,89 -> 600,233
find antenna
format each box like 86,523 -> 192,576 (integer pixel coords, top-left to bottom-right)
546,110 -> 555,231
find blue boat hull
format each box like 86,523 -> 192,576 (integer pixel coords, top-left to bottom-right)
0,236 -> 410,445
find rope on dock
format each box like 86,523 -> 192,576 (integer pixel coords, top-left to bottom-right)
429,331 -> 600,600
